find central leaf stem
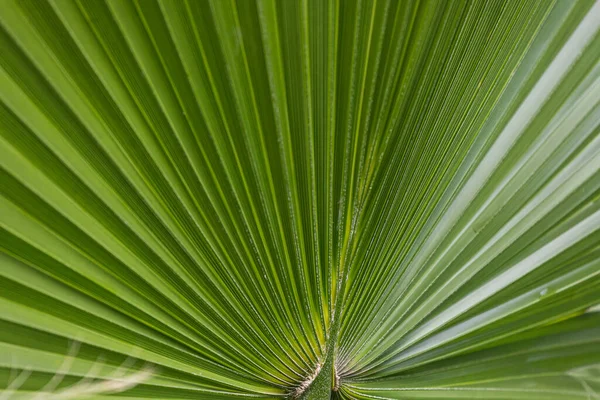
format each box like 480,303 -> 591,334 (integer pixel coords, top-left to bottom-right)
298,267 -> 350,399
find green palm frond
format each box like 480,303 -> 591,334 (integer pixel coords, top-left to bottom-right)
1,0 -> 599,399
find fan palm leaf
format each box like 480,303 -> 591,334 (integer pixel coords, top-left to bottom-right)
0,0 -> 599,399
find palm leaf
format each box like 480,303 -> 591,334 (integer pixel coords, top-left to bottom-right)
0,0 -> 598,399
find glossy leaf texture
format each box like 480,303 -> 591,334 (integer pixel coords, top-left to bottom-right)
0,0 -> 599,399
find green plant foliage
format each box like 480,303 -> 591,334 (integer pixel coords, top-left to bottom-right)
1,0 -> 599,399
